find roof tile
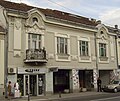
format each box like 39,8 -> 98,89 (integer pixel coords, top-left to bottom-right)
0,0 -> 97,27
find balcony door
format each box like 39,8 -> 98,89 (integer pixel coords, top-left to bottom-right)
28,33 -> 41,49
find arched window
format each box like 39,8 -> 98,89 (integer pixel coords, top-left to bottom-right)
32,17 -> 38,23
100,31 -> 104,34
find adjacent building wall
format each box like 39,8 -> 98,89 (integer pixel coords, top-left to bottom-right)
0,36 -> 5,96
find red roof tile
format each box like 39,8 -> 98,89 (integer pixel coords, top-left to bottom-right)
0,0 -> 97,27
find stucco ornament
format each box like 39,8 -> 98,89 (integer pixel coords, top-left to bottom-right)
15,20 -> 21,30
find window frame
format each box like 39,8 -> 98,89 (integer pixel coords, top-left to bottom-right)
97,40 -> 109,63
57,37 -> 68,55
28,33 -> 42,49
99,43 -> 106,57
79,40 -> 89,56
55,33 -> 70,61
78,37 -> 91,62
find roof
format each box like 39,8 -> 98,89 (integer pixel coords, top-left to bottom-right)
0,0 -> 98,27
106,26 -> 120,34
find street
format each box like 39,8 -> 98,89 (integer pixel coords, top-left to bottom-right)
46,92 -> 120,101
1,92 -> 120,101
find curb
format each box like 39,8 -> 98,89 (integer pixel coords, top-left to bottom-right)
0,92 -> 104,101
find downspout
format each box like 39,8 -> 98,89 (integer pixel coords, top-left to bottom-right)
3,8 -> 9,98
94,33 -> 99,74
94,33 -> 99,89
114,25 -> 119,70
115,35 -> 119,69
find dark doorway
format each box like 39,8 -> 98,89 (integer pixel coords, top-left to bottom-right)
79,70 -> 93,91
53,69 -> 70,93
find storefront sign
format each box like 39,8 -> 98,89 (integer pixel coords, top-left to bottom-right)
18,67 -> 47,74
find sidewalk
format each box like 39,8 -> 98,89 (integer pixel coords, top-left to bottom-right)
0,91 -> 104,101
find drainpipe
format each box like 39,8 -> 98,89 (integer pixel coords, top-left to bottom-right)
3,8 -> 9,98
94,33 -> 99,89
114,25 -> 119,70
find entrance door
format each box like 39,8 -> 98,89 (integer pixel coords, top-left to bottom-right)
24,75 -> 29,96
24,75 -> 37,96
30,75 -> 37,96
24,74 -> 45,96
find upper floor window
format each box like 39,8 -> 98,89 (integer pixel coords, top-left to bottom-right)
28,33 -> 41,49
32,17 -> 38,23
100,31 -> 104,34
99,43 -> 106,57
57,37 -> 68,54
79,40 -> 89,56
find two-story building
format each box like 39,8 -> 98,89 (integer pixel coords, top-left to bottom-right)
0,0 -> 118,96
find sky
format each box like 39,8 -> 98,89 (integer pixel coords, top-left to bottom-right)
6,0 -> 120,28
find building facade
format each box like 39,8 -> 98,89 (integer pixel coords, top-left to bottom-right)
0,26 -> 5,96
0,0 -> 118,96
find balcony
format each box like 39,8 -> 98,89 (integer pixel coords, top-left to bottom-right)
24,48 -> 47,63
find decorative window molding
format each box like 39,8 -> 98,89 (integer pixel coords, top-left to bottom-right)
96,24 -> 109,63
97,40 -> 109,63
78,36 -> 91,62
55,33 -> 71,61
26,33 -> 44,50
28,33 -> 42,49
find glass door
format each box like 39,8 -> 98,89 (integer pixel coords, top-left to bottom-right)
24,75 -> 29,96
30,75 -> 37,96
24,74 -> 44,96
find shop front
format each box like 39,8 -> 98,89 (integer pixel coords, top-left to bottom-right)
17,67 -> 47,96
79,70 -> 93,91
53,69 -> 70,93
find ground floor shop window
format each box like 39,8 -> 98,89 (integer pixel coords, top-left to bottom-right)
17,74 -> 45,96
79,70 -> 93,91
18,75 -> 24,96
53,70 -> 70,93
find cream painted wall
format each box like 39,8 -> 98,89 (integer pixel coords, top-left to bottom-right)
0,40 -> 4,89
4,8 -> 118,95
5,9 -> 117,73
46,72 -> 53,94
45,23 -> 97,69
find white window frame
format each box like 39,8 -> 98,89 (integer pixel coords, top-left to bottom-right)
97,40 -> 109,63
99,43 -> 106,57
28,33 -> 42,49
55,33 -> 70,61
79,40 -> 89,56
26,33 -> 44,50
57,37 -> 68,54
78,37 -> 91,62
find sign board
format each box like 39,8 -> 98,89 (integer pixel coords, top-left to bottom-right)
18,67 -> 47,74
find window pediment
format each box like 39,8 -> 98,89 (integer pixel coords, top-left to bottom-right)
96,24 -> 109,40
26,23 -> 45,34
26,9 -> 45,32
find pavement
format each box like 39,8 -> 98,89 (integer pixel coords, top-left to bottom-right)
0,91 -> 104,101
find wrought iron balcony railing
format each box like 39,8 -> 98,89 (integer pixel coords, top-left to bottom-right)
24,48 -> 47,63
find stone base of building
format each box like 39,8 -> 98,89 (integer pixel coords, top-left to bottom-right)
72,89 -> 80,93
45,91 -> 53,96
0,88 -> 5,96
